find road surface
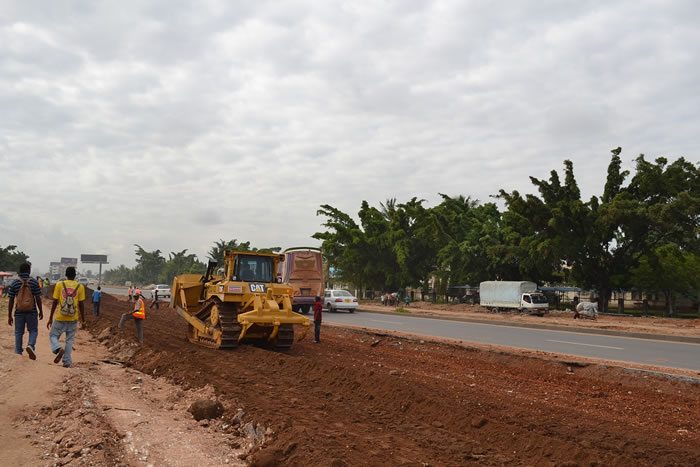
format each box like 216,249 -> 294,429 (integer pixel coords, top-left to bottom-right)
322,310 -> 700,372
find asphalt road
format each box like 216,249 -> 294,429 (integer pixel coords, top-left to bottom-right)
321,310 -> 700,372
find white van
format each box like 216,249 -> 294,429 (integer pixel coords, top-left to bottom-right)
479,281 -> 548,315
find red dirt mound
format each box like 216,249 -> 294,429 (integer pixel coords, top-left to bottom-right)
86,292 -> 700,465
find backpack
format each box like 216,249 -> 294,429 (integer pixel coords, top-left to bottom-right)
60,281 -> 81,317
15,279 -> 36,312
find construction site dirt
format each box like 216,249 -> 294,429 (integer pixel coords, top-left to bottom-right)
39,292 -> 700,465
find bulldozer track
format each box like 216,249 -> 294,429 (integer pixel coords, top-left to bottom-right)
218,306 -> 241,349
273,324 -> 294,350
190,300 -> 241,350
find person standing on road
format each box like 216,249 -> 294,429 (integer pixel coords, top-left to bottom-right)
47,266 -> 85,368
149,288 -> 160,310
127,286 -> 133,303
118,291 -> 146,343
92,286 -> 102,317
7,263 -> 43,360
313,295 -> 322,343
43,277 -> 51,298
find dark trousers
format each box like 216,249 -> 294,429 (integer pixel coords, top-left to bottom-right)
92,301 -> 101,316
118,313 -> 144,343
314,320 -> 321,342
150,300 -> 159,309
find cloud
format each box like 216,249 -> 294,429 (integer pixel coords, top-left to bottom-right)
1,0 -> 698,271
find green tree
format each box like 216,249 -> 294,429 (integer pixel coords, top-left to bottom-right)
208,239 -> 246,265
315,199 -> 437,292
497,159 -> 585,287
133,244 -> 166,284
313,204 -> 377,290
632,244 -> 700,315
160,249 -> 206,284
207,239 -> 280,266
498,148 -> 699,312
0,245 -> 30,271
430,195 -> 508,287
382,197 -> 438,289
103,264 -> 134,285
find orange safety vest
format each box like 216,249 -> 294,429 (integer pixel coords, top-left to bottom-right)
132,297 -> 146,320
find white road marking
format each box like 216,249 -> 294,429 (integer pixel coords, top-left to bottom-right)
547,339 -> 624,350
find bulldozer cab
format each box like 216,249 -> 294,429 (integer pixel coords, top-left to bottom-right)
233,254 -> 276,283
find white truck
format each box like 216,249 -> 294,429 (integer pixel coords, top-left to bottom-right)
479,281 -> 548,315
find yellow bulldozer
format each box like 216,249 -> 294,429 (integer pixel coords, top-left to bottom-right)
171,250 -> 310,350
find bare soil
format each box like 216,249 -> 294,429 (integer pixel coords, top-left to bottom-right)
0,297 -> 251,466
2,292 -> 698,465
362,301 -> 700,338
76,292 -> 700,466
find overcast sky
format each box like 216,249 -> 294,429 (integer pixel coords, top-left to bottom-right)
1,0 -> 698,273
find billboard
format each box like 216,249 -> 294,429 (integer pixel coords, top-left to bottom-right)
49,262 -> 61,275
81,254 -> 108,263
60,257 -> 78,265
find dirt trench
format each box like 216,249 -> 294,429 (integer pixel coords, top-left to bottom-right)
86,292 -> 700,466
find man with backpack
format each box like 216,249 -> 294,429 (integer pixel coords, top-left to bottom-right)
47,266 -> 85,368
7,263 -> 43,359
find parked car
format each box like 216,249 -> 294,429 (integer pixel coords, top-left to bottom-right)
77,277 -> 90,288
150,284 -> 171,300
324,289 -> 358,313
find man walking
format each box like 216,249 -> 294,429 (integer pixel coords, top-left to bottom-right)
119,290 -> 146,343
149,288 -> 160,310
7,263 -> 43,359
127,286 -> 133,303
92,286 -> 102,317
313,295 -> 323,343
47,266 -> 85,368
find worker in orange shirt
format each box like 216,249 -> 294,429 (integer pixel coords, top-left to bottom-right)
118,290 -> 146,343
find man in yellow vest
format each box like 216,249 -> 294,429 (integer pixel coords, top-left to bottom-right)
118,290 -> 146,343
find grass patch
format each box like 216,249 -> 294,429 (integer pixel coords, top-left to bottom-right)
395,307 -> 411,314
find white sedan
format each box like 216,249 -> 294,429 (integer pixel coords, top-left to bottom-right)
324,289 -> 358,313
